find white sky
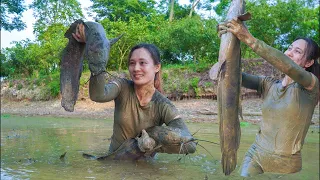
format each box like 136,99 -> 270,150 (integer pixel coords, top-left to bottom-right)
1,0 -> 94,49
0,0 -> 191,49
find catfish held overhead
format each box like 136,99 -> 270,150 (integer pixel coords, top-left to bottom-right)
209,0 -> 251,176
60,20 -> 122,112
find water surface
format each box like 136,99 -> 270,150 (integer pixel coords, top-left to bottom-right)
1,114 -> 319,179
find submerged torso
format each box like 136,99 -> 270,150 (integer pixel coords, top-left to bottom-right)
256,77 -> 318,155
109,78 -> 178,152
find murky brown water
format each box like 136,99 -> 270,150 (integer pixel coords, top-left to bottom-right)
1,114 -> 319,180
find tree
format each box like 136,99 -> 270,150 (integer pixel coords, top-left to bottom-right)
156,17 -> 219,64
29,0 -> 83,37
1,40 -> 37,77
90,0 -> 157,22
243,0 -> 319,57
169,0 -> 175,21
157,0 -> 191,20
1,0 -> 26,31
189,0 -> 201,17
100,16 -> 158,70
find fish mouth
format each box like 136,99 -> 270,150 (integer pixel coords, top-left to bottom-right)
61,99 -> 75,112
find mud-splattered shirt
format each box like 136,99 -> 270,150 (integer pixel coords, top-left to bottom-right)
100,78 -> 180,152
242,40 -> 319,155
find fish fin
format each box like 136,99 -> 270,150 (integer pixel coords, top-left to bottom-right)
209,61 -> 226,80
237,12 -> 251,21
109,33 -> 124,46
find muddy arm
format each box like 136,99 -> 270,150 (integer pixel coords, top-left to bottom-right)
89,73 -> 120,102
241,72 -> 261,90
146,118 -> 196,154
250,40 -> 314,88
223,19 -> 314,88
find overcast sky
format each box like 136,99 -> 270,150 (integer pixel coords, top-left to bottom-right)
1,0 -> 192,49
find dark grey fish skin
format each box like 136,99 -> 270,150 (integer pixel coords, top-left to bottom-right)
60,20 -> 122,112
60,20 -> 86,112
215,0 -> 250,176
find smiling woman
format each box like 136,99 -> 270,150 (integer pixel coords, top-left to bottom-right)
218,17 -> 320,177
87,43 -> 197,160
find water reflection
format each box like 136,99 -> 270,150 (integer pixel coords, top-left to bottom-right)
1,115 -> 319,179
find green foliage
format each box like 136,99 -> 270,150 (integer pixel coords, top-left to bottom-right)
16,83 -> 23,90
36,72 -> 60,98
162,71 -> 169,81
243,0 -> 319,57
213,0 -> 230,18
190,77 -> 200,96
1,0 -> 26,31
161,68 -> 203,97
35,24 -> 68,74
204,82 -> 212,88
101,15 -> 158,70
1,0 -> 319,89
48,78 -> 60,97
9,82 -> 14,88
156,17 -> 219,65
91,0 -> 157,22
157,0 -> 191,20
30,0 -> 83,36
1,40 -> 37,77
163,61 -> 211,72
240,122 -> 251,127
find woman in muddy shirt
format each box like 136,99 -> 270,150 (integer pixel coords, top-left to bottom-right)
72,23 -> 196,159
72,22 -> 197,159
218,19 -> 319,176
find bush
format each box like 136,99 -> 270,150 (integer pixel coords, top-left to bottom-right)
17,83 -> 23,90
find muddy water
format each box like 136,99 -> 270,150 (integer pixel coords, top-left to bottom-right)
1,114 -> 319,180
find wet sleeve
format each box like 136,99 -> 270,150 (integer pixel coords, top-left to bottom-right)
89,73 -> 123,102
160,102 -> 181,125
258,76 -> 278,98
242,73 -> 276,98
242,72 -> 262,90
251,39 -> 313,88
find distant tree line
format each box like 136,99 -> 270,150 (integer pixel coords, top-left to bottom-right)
1,0 -> 319,78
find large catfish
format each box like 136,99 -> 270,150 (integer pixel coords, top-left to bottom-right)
60,20 -> 86,112
60,20 -> 122,112
209,0 -> 250,175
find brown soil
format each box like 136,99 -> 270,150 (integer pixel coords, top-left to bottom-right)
1,98 -> 319,125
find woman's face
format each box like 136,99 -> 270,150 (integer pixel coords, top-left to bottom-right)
284,39 -> 314,68
129,48 -> 160,87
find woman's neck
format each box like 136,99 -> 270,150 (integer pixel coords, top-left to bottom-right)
134,83 -> 156,106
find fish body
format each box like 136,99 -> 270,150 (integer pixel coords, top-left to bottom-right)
83,125 -> 195,161
60,20 -> 122,112
60,20 -> 86,112
216,0 -> 246,175
83,139 -> 145,161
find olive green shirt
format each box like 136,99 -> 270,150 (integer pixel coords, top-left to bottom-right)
242,40 -> 319,155
102,78 -> 179,152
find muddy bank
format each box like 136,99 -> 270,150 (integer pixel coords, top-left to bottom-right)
1,98 -> 319,125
